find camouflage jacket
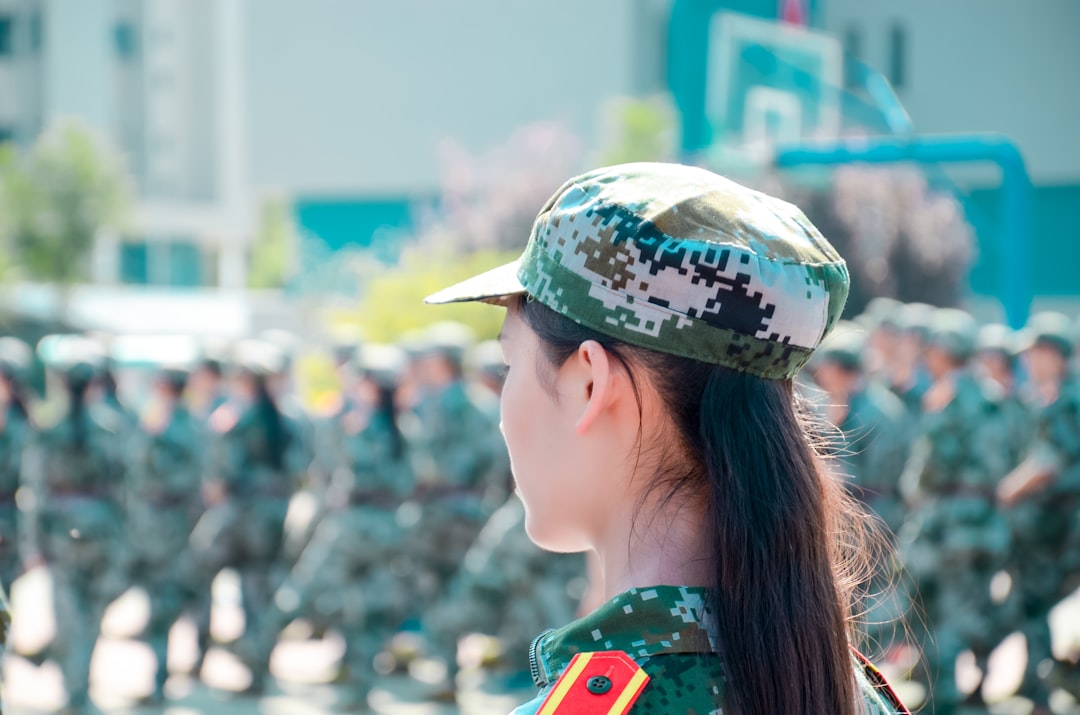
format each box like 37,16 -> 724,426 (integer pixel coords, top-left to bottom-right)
409,380 -> 496,490
838,381 -> 912,509
1022,375 -> 1080,494
0,404 -> 32,501
902,370 -> 1012,502
512,585 -> 907,715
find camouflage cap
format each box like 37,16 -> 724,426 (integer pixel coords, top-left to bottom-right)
357,343 -> 407,388
976,323 -> 1019,359
426,162 -> 849,380
815,321 -> 867,373
1020,311 -> 1075,357
0,337 -> 33,377
926,308 -> 978,362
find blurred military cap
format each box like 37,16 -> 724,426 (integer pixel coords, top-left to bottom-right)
0,337 -> 33,377
1020,311 -> 1075,357
426,162 -> 849,380
926,308 -> 978,361
466,339 -> 507,378
231,339 -> 286,377
815,321 -> 867,373
357,343 -> 406,388
976,323 -> 1019,359
421,321 -> 477,364
861,297 -> 904,332
897,302 -> 935,341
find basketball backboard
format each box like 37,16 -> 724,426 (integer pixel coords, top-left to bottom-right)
706,12 -> 842,147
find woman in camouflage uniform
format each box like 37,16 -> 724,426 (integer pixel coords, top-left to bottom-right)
126,367 -> 207,703
253,344 -> 414,710
0,337 -> 35,593
190,347 -> 294,694
428,163 -> 908,715
21,349 -> 128,714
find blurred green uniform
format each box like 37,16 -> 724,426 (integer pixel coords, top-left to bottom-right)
900,369 -> 1014,711
190,396 -> 294,692
20,365 -> 128,713
0,400 -> 31,592
1006,375 -> 1080,705
263,366 -> 413,707
425,493 -> 584,683
126,380 -> 206,700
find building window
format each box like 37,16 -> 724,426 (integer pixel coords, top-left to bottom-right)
114,21 -> 138,60
120,241 -> 149,284
0,16 -> 13,57
168,241 -> 203,287
888,23 -> 906,89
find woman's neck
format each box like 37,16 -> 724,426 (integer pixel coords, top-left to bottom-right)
593,492 -> 711,603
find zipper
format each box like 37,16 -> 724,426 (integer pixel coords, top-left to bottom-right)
529,628 -> 555,687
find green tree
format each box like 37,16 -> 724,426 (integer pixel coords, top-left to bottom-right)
248,196 -> 297,289
2,120 -> 132,285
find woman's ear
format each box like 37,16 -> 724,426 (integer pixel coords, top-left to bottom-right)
572,340 -> 619,435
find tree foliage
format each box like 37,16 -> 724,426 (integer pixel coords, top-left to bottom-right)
248,195 -> 297,289
1,120 -> 132,285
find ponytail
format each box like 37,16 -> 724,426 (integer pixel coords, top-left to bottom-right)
66,373 -> 92,450
696,369 -> 855,715
519,297 -> 873,715
252,374 -> 287,470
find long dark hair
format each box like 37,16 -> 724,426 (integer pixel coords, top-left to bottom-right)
519,297 -> 875,715
251,373 -> 287,470
372,380 -> 406,462
65,370 -> 93,450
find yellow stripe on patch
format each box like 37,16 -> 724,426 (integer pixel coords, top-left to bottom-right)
605,666 -> 650,715
538,652 -> 594,715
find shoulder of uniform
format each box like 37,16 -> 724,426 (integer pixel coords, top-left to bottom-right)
851,647 -> 911,715
539,651 -> 649,715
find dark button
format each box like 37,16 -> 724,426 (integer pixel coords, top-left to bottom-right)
587,675 -> 612,695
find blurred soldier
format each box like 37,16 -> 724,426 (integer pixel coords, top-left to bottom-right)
888,302 -> 934,417
189,342 -> 295,694
188,352 -> 228,421
998,312 -> 1080,712
127,366 -> 206,703
20,340 -> 128,714
976,323 -> 1035,468
899,308 -> 1015,714
425,493 -> 583,690
256,344 -> 414,710
860,297 -> 903,381
402,322 -> 499,692
812,323 -> 911,534
180,348 -> 229,676
0,337 -> 35,592
405,323 -> 498,598
426,344 -> 583,692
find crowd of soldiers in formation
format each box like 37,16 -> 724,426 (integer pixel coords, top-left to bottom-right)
0,321 -> 585,713
808,298 -> 1080,715
0,301 -> 1078,714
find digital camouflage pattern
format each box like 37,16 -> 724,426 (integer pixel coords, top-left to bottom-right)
425,493 -> 583,682
1005,375 -> 1080,705
427,162 -> 850,380
256,397 -> 415,705
20,398 -> 128,712
513,586 -> 906,715
127,399 -> 207,699
899,369 -> 1016,709
0,403 -> 32,591
834,381 -> 912,534
189,402 -> 294,691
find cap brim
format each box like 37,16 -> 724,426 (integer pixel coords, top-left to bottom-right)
424,259 -> 526,305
